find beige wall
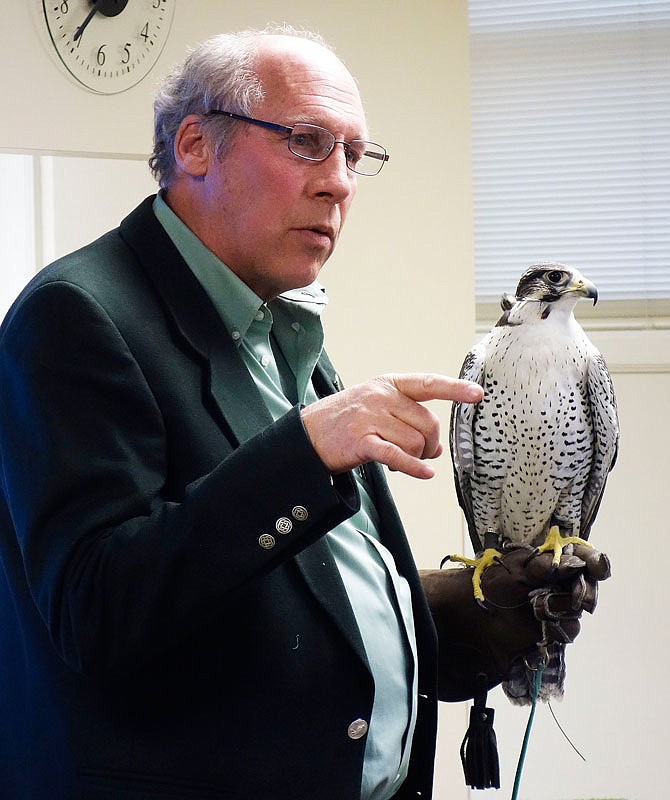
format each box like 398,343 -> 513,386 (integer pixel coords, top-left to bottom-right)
4,3 -> 668,799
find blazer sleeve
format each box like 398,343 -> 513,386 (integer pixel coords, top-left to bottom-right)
0,278 -> 359,679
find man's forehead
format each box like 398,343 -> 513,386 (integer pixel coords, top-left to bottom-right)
252,36 -> 366,130
253,34 -> 341,70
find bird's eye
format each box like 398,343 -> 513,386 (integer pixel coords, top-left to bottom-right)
546,270 -> 564,284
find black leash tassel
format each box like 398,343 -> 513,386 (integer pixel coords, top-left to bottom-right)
460,673 -> 500,790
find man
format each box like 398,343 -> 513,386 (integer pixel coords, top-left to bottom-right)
0,27 -> 607,799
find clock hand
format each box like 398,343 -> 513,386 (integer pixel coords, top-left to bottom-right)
73,0 -> 131,42
73,3 -> 99,42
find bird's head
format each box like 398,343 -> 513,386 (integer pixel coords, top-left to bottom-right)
515,263 -> 598,307
496,263 -> 598,327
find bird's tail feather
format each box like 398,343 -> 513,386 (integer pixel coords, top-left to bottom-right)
502,643 -> 566,705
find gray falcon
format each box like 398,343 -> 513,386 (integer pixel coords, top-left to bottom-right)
449,262 -> 619,703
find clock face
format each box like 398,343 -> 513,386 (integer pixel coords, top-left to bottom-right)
41,0 -> 176,94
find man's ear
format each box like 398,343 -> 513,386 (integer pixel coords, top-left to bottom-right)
173,115 -> 210,177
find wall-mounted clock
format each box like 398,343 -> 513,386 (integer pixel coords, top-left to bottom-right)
41,0 -> 175,95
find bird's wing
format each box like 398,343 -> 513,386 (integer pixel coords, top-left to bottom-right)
450,340 -> 486,552
580,352 -> 619,538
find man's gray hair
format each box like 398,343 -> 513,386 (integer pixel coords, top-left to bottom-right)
149,25 -> 330,189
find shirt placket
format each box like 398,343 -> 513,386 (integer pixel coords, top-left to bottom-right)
242,307 -> 293,418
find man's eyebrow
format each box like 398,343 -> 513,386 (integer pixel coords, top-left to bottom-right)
291,117 -> 370,138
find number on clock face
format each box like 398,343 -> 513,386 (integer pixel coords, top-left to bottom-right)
41,0 -> 176,94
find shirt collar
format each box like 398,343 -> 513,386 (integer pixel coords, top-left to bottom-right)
153,193 -> 329,345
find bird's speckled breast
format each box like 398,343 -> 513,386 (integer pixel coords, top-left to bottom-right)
470,321 -> 594,545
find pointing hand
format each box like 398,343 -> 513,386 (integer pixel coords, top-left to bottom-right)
301,373 -> 483,479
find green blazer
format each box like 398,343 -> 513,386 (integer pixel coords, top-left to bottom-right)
0,196 -> 438,799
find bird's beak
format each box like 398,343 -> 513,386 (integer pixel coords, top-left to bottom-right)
569,277 -> 599,306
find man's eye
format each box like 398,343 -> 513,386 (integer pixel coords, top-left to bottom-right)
346,144 -> 365,164
292,132 -> 321,150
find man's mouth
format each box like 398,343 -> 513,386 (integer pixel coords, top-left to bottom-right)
296,225 -> 336,246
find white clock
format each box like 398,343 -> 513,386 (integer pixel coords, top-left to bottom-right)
41,0 -> 176,95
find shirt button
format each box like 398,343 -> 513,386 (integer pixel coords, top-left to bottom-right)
258,534 -> 275,550
231,330 -> 241,341
260,354 -> 271,368
347,719 -> 368,740
292,505 -> 308,522
276,517 -> 293,535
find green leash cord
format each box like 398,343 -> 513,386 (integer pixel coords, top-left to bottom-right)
510,660 -> 544,800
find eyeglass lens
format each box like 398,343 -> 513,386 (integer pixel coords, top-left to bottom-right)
288,123 -> 387,176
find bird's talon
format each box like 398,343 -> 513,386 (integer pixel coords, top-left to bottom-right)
447,547 -> 503,604
534,525 -> 591,568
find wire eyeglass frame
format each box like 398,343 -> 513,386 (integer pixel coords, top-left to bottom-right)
205,110 -> 389,176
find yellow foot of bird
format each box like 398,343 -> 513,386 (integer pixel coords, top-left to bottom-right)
533,524 -> 592,566
445,548 -> 503,606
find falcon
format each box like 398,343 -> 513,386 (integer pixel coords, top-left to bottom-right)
449,262 -> 619,703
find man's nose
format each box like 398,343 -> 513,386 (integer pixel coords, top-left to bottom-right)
311,143 -> 356,203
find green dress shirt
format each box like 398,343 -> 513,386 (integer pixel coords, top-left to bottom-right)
153,194 -> 418,800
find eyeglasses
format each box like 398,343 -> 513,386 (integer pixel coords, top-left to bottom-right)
205,110 -> 389,176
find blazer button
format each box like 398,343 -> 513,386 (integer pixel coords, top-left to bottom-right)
276,517 -> 293,534
292,505 -> 309,522
258,534 -> 276,549
347,719 -> 368,740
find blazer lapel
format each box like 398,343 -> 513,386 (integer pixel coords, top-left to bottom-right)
311,355 -> 436,667
119,197 -> 273,445
294,539 -> 369,670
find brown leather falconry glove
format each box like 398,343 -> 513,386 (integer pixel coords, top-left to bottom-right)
419,543 -> 611,702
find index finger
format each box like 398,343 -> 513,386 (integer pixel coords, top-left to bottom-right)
387,373 -> 484,404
